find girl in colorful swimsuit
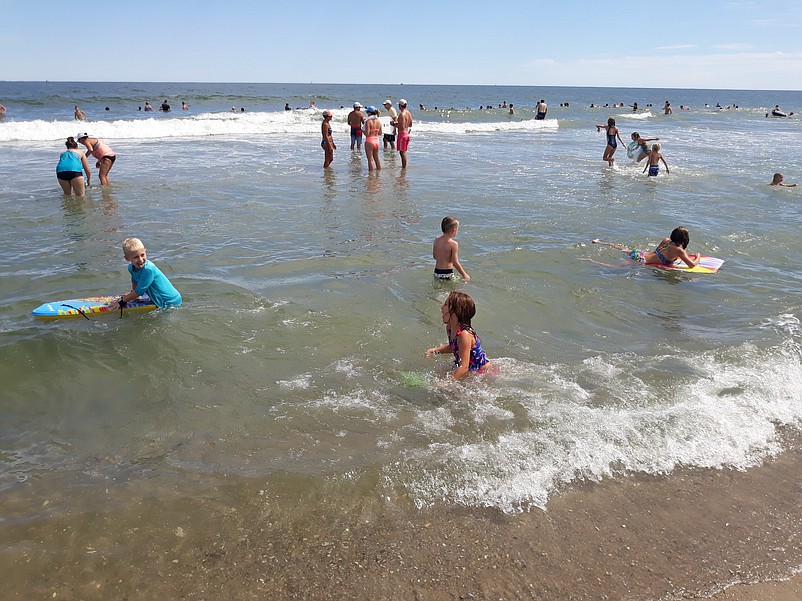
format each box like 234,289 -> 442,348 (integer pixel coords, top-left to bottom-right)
425,291 -> 490,381
592,227 -> 700,268
77,133 -> 116,185
596,117 -> 625,166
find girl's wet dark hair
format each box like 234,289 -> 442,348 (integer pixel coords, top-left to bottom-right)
447,291 -> 476,327
670,226 -> 690,249
65,137 -> 78,149
607,117 -> 615,126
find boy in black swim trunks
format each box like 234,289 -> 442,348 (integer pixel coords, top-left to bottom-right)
433,216 -> 471,281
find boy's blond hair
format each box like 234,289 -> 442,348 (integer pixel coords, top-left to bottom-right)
652,143 -> 661,151
122,237 -> 144,255
441,216 -> 459,234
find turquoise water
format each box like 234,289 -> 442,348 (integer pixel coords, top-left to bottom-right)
1,83 -> 801,523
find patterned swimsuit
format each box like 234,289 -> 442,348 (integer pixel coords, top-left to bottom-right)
449,326 -> 489,371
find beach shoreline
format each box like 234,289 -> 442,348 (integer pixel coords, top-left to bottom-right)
4,444 -> 802,600
2,81 -> 802,600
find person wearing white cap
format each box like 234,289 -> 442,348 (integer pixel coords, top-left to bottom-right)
347,102 -> 366,151
382,100 -> 398,150
396,99 -> 412,168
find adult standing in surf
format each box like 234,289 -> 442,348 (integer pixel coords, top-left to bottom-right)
321,111 -> 336,169
396,99 -> 412,169
56,137 -> 92,197
77,133 -> 117,186
363,106 -> 382,171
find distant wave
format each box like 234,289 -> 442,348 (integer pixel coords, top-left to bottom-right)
0,111 -> 558,142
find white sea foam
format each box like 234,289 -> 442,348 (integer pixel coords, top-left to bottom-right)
618,111 -> 654,120
393,340 -> 802,513
0,111 -> 556,143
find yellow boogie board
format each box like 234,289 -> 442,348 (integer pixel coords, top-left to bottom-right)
645,256 -> 724,274
32,295 -> 157,320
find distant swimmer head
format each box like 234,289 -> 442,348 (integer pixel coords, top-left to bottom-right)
398,98 -> 407,107
353,102 -> 362,109
670,227 -> 690,249
366,106 -> 377,114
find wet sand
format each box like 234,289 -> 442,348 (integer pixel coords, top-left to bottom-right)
712,577 -> 802,601
3,445 -> 802,600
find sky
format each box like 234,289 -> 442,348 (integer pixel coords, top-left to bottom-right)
1,0 -> 801,90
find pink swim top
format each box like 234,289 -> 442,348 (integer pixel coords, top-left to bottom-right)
89,139 -> 115,159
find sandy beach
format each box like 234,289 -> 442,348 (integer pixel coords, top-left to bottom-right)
4,442 -> 802,600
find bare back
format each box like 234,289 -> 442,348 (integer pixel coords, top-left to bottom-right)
433,235 -> 457,269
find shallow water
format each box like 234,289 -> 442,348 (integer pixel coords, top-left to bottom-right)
1,82 -> 802,596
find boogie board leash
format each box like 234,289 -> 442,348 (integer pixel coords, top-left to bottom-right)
60,304 -> 91,320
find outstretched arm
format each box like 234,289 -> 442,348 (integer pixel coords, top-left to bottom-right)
425,343 -> 451,358
107,285 -> 138,310
592,239 -> 627,251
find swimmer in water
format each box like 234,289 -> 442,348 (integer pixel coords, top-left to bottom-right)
592,227 -> 700,268
770,173 -> 797,187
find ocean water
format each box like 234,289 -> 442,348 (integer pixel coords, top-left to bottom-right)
1,82 -> 802,594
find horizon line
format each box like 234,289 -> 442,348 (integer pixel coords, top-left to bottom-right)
1,81 -> 800,93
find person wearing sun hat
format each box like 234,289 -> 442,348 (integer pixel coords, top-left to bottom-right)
382,99 -> 398,150
347,102 -> 365,151
396,99 -> 412,168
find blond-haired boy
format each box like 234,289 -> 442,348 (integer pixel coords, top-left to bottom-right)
107,238 -> 182,311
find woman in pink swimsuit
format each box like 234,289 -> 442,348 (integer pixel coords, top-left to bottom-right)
77,133 -> 117,185
363,106 -> 382,171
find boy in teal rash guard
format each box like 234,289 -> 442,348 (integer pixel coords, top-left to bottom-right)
107,238 -> 182,311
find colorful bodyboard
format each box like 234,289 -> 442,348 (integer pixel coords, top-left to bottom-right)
645,256 -> 724,274
32,296 -> 157,320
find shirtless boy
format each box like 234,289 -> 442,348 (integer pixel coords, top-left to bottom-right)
433,216 -> 471,281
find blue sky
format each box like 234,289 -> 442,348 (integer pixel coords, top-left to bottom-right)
1,0 -> 800,89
